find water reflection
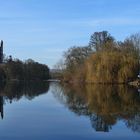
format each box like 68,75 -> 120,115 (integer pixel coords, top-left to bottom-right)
0,81 -> 49,119
0,96 -> 3,119
51,83 -> 140,133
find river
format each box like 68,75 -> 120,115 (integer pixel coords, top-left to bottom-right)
0,81 -> 139,140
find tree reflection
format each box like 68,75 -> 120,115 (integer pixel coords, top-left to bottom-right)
125,113 -> 140,133
0,81 -> 49,119
0,96 -> 3,119
52,83 -> 140,133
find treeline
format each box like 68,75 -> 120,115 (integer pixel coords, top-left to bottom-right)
56,31 -> 140,83
0,58 -> 50,81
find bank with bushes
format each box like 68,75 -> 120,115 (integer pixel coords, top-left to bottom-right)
55,31 -> 140,84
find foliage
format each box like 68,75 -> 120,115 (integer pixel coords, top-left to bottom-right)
0,58 -> 50,80
59,31 -> 140,83
86,51 -> 139,83
64,46 -> 92,71
89,31 -> 115,51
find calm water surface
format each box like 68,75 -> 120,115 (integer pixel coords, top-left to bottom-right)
0,81 -> 140,140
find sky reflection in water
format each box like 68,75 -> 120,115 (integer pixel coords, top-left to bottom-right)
0,81 -> 139,140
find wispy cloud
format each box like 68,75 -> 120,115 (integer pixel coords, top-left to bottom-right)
50,17 -> 140,27
89,18 -> 140,26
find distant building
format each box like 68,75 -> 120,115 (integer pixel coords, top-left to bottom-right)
0,40 -> 3,63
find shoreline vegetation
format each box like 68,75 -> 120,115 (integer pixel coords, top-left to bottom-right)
1,30 -> 140,87
54,31 -> 140,86
0,58 -> 50,81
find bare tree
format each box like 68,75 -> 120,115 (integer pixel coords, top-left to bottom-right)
89,31 -> 114,51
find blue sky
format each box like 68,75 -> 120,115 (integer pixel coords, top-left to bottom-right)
0,0 -> 140,68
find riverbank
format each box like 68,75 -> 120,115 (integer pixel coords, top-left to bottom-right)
58,78 -> 140,89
